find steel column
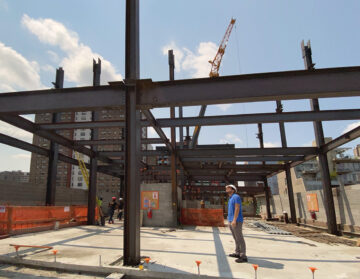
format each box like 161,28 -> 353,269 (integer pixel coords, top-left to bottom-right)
123,0 -> 141,266
46,68 -> 64,205
276,101 -> 297,223
302,40 -> 338,235
257,123 -> 272,219
88,59 -> 101,225
169,50 -> 178,226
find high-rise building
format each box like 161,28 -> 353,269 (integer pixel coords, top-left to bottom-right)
0,171 -> 30,183
29,108 -> 148,202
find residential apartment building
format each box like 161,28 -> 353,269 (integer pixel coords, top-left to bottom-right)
0,171 -> 30,183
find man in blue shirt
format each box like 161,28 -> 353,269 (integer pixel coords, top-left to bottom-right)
226,184 -> 247,263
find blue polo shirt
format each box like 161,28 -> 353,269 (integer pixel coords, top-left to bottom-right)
227,194 -> 243,222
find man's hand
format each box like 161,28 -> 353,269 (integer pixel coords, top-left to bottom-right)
231,220 -> 237,228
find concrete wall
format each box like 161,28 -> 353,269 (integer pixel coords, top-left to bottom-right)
257,184 -> 360,233
0,181 -> 88,206
140,183 -> 176,227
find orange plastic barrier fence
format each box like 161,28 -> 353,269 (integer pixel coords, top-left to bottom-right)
180,208 -> 225,227
0,205 -> 98,236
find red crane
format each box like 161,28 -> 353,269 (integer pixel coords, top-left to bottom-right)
209,18 -> 236,78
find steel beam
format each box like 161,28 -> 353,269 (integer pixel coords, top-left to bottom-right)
302,40 -> 338,235
184,186 -> 264,192
0,85 -> 124,114
322,126 -> 360,153
178,147 -> 317,157
257,123 -> 272,219
276,100 -> 297,223
0,115 -> 113,164
137,67 -> 360,108
88,59 -> 101,226
46,68 -> 63,206
123,0 -> 141,266
155,109 -> 360,127
74,138 -> 164,146
189,105 -> 207,148
182,156 -> 304,162
168,49 -> 178,226
189,175 -> 264,181
1,67 -> 360,114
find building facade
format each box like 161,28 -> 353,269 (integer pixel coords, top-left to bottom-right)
0,171 -> 30,183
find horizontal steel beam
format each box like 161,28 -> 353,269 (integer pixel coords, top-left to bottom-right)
155,109 -> 360,127
37,109 -> 360,130
178,147 -> 317,157
0,114 -> 113,164
1,67 -> 360,114
97,150 -> 167,157
0,133 -> 117,177
74,138 -> 164,146
184,186 -> 265,192
138,67 -> 360,108
188,175 -> 264,181
0,85 -> 125,114
187,170 -> 270,176
183,163 -> 286,171
182,156 -> 305,162
41,120 -> 126,130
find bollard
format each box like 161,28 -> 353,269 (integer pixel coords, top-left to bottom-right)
195,261 -> 202,276
99,255 -> 102,267
252,264 -> 259,279
14,246 -> 19,257
309,267 -> 317,279
52,250 -> 58,262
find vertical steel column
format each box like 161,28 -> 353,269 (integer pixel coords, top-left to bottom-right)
45,68 -> 64,205
87,59 -> 101,225
276,101 -> 297,223
169,50 -> 178,226
302,40 -> 338,235
257,123 -> 272,219
124,0 -> 141,266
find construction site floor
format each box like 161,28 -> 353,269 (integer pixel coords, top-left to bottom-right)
0,219 -> 359,279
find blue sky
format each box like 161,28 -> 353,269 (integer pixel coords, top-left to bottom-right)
0,0 -> 359,171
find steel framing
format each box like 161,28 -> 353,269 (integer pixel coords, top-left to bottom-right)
0,1 -> 359,265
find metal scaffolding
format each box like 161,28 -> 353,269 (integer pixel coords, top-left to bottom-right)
0,0 -> 359,265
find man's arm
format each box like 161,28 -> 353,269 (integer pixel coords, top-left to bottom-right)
233,204 -> 240,222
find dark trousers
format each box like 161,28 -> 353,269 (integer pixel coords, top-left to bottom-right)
108,209 -> 114,223
229,221 -> 246,258
117,210 -> 123,220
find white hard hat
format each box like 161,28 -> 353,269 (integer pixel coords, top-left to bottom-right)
225,184 -> 237,192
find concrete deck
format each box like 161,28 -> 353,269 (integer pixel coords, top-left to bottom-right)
0,221 -> 359,279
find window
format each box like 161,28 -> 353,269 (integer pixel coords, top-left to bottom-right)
80,132 -> 86,136
77,182 -> 82,187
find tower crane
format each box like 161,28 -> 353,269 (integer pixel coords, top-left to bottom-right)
189,18 -> 236,148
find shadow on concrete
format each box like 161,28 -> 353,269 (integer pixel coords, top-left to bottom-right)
146,262 -> 193,275
4,227 -> 118,258
212,227 -> 233,278
247,257 -> 284,270
250,256 -> 360,264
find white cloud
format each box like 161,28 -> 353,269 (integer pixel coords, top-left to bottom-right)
11,153 -> 31,160
46,50 -> 60,63
41,64 -> 55,73
162,41 -> 232,111
219,133 -> 243,146
0,121 -> 33,143
264,142 -> 281,148
343,121 -> 360,134
22,14 -> 122,86
216,104 -> 232,112
0,42 -> 44,92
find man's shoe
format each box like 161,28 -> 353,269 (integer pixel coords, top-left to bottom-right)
235,257 -> 248,263
229,253 -> 240,258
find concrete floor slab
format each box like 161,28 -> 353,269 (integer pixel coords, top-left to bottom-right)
0,221 -> 359,279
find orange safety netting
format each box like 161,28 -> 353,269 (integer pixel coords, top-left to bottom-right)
0,205 -> 98,236
180,208 -> 225,227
